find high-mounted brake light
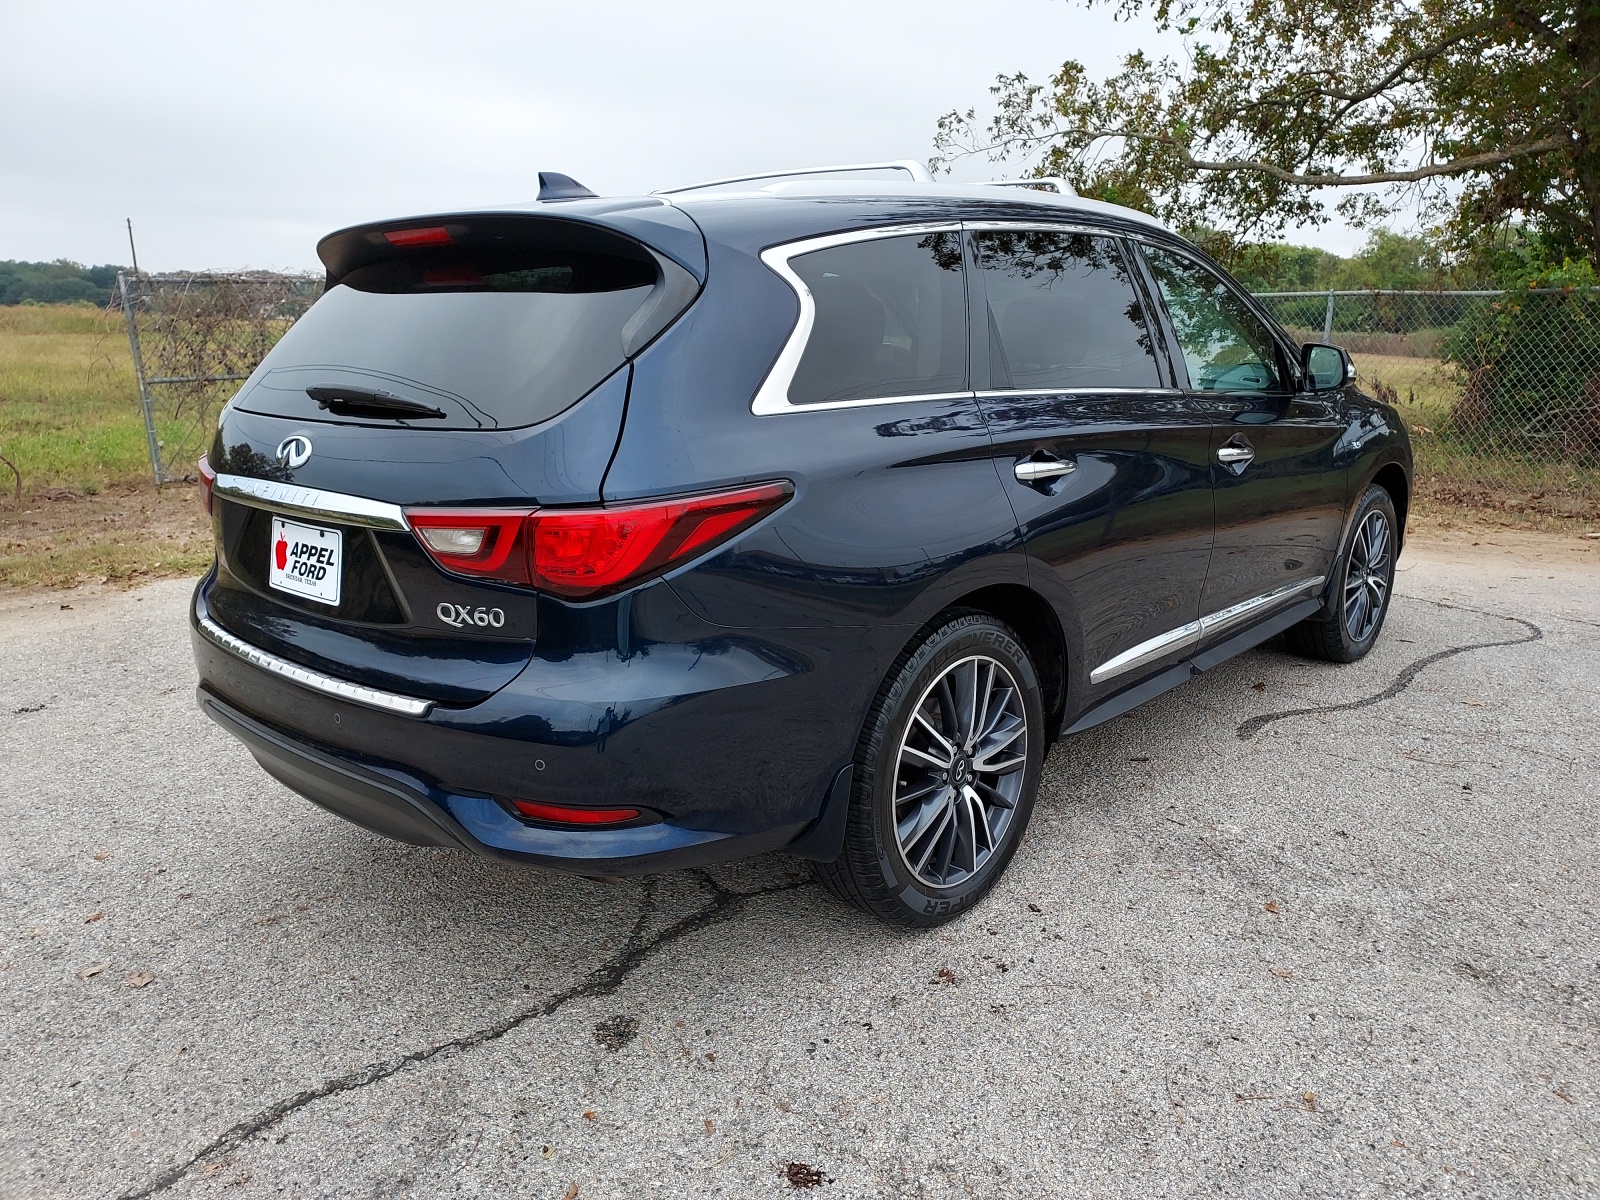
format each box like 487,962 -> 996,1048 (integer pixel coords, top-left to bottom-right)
198,454 -> 216,516
404,481 -> 792,600
509,799 -> 642,826
383,226 -> 454,247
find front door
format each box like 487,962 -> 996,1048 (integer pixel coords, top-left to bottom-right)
970,227 -> 1216,698
1137,243 -> 1348,619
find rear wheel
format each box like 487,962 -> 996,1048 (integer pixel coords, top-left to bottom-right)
1286,483 -> 1398,663
816,612 -> 1044,928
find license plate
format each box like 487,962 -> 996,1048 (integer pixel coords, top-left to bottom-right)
268,516 -> 343,606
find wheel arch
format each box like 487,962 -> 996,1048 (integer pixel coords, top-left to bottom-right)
931,583 -> 1069,743
1369,460 -> 1410,548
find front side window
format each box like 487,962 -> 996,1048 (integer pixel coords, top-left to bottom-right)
787,232 -> 967,405
1142,245 -> 1289,394
978,230 -> 1162,391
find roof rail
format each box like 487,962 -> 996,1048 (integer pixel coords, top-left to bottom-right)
974,177 -> 1077,197
655,160 -> 934,196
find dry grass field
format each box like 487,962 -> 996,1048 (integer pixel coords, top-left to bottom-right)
0,305 -> 211,588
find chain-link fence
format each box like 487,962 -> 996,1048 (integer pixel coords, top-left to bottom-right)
117,270 -> 321,483
1255,288 -> 1600,521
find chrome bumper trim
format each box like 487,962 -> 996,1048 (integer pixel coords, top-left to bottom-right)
213,474 -> 410,532
1089,577 -> 1326,685
196,614 -> 433,717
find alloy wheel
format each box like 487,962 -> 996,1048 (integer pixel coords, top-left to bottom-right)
1343,509 -> 1392,643
892,654 -> 1029,888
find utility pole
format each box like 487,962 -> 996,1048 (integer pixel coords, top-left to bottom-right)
126,218 -> 140,275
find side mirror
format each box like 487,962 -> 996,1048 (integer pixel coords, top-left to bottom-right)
1302,343 -> 1354,392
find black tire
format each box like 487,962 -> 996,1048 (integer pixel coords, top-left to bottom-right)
1285,483 -> 1399,663
815,611 -> 1045,928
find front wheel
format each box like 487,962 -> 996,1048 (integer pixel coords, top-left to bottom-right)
1286,483 -> 1399,663
815,612 -> 1044,928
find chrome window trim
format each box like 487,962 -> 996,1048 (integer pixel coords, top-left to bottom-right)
196,614 -> 434,718
1089,577 -> 1326,685
213,473 -> 410,532
974,387 -> 1185,399
751,223 -> 963,416
752,218 -> 1165,416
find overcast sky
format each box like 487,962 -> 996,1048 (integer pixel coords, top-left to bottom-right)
1,0 -> 1369,271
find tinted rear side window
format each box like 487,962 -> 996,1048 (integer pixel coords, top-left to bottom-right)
978,231 -> 1162,391
787,232 -> 967,405
236,233 -> 668,429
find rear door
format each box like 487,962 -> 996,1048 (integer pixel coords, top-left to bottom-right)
970,226 -> 1216,696
1135,242 -> 1347,620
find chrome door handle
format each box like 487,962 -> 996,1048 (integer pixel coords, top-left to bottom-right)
1216,444 -> 1255,466
1014,458 -> 1076,483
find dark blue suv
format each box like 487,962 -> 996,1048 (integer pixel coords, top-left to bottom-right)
191,165 -> 1411,926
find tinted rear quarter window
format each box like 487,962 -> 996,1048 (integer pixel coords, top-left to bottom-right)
979,231 -> 1162,391
787,232 -> 967,405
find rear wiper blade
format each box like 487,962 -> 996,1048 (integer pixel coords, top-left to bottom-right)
306,385 -> 446,419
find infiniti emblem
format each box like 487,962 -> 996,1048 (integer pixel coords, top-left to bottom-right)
276,435 -> 312,470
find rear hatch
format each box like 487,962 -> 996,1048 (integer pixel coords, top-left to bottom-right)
202,204 -> 705,706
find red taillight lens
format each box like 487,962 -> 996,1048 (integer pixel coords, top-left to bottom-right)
404,481 -> 791,599
509,799 -> 641,826
532,482 -> 792,599
403,509 -> 534,583
198,455 -> 216,515
383,226 -> 454,247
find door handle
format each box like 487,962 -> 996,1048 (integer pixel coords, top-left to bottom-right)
1216,442 -> 1255,467
1014,457 -> 1076,483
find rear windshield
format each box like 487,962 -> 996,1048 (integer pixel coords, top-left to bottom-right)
235,242 -> 660,429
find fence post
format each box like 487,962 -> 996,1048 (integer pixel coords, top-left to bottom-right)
118,271 -> 164,485
1322,289 -> 1335,343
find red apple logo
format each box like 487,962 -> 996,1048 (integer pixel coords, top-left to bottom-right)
275,536 -> 288,571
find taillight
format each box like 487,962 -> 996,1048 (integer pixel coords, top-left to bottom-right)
198,455 -> 216,515
404,481 -> 791,600
509,799 -> 642,826
404,509 -> 533,584
383,226 -> 453,247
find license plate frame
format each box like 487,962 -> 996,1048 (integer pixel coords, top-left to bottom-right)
267,516 -> 343,607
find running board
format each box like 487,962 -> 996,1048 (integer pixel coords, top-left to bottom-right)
1063,598 -> 1321,737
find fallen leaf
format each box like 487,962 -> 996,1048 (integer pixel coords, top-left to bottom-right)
932,967 -> 958,985
1264,901 -> 1279,914
704,1051 -> 716,1062
1303,1091 -> 1317,1111
84,912 -> 104,923
75,961 -> 111,980
125,971 -> 156,989
1465,699 -> 1487,708
785,1162 -> 830,1189
1269,967 -> 1294,979
1234,1093 -> 1274,1102
704,1118 -> 715,1135
1251,681 -> 1266,691
581,1110 -> 596,1121
1027,903 -> 1041,913
1554,1088 -> 1574,1104
92,852 -> 110,862
562,1185 -> 579,1200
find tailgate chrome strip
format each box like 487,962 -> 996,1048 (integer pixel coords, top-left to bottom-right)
213,474 -> 409,532
197,614 -> 434,717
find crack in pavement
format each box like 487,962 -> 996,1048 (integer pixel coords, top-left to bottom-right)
1236,596 -> 1544,741
120,871 -> 809,1199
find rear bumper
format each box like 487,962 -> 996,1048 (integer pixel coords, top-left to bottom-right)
198,688 -> 808,874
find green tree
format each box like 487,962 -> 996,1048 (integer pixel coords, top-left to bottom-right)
933,1 -> 1600,263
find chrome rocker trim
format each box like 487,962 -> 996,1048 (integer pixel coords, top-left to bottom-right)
1089,577 -> 1326,685
213,473 -> 410,532
197,614 -> 434,718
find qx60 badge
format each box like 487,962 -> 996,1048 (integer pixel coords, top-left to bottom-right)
437,602 -> 506,629
275,435 -> 312,469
